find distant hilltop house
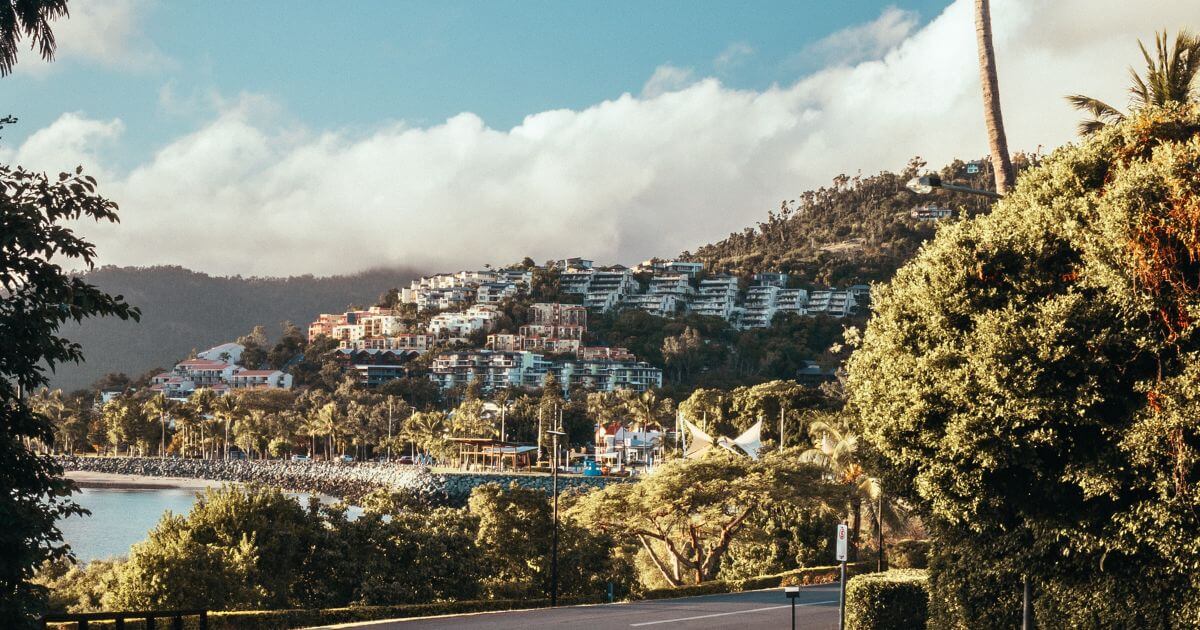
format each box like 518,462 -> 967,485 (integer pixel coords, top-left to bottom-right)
911,206 -> 954,221
149,343 -> 293,399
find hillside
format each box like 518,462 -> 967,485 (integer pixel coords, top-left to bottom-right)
51,265 -> 422,392
683,156 -> 1022,284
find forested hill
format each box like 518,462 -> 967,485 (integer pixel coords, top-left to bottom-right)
51,265 -> 422,392
683,157 -> 1011,285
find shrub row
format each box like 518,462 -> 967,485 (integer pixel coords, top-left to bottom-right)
845,569 -> 929,630
46,596 -> 607,630
641,561 -> 872,600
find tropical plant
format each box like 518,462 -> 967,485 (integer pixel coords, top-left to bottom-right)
0,0 -> 68,76
1068,29 -> 1200,134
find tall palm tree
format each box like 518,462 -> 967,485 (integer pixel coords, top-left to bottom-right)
211,394 -> 240,460
1068,30 -> 1200,135
622,390 -> 673,433
974,0 -> 1015,194
143,392 -> 175,459
0,0 -> 68,76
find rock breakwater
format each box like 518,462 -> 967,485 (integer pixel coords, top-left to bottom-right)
58,456 -> 625,504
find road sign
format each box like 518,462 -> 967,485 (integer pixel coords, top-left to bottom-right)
836,523 -> 848,561
784,586 -> 799,599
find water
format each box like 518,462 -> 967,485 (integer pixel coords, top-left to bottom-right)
59,487 -> 362,563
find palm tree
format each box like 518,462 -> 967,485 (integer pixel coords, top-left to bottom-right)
1069,30 -> 1200,134
0,0 -> 69,76
143,392 -> 175,459
801,417 -> 881,563
974,0 -> 1015,194
622,390 -> 673,433
211,394 -> 240,460
316,402 -> 343,459
402,411 -> 446,462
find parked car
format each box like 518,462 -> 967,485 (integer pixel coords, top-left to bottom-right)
290,455 -> 311,462
397,456 -> 415,465
338,455 -> 354,463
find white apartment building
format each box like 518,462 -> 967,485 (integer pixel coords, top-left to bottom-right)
808,289 -> 860,317
776,288 -> 809,315
691,275 -> 740,319
649,275 -> 695,300
344,333 -> 431,352
741,284 -> 780,329
475,281 -> 520,304
623,293 -> 678,318
531,302 -> 588,327
427,305 -> 500,338
561,268 -> 595,295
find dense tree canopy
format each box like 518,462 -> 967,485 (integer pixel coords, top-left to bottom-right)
848,105 -> 1200,627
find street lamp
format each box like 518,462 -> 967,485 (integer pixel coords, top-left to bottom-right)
906,174 -> 1002,199
547,429 -> 566,607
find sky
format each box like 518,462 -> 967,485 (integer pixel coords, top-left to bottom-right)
1,0 -> 1196,277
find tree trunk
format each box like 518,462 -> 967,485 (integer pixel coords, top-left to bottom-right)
975,0 -> 1015,194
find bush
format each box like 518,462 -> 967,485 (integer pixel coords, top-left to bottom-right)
886,539 -> 929,569
845,570 -> 928,630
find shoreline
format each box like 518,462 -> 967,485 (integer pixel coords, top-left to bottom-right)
66,470 -> 227,491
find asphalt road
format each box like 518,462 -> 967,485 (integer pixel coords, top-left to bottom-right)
319,584 -> 841,629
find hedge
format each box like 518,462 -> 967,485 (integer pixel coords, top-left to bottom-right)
641,561 -> 871,600
845,569 -> 929,630
46,596 -> 606,630
48,563 -> 874,628
886,539 -> 930,569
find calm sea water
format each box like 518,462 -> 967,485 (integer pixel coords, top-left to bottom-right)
59,487 -> 362,563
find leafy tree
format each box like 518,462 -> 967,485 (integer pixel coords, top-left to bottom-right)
569,449 -> 835,586
847,105 -> 1200,627
0,116 -> 140,622
1069,30 -> 1200,134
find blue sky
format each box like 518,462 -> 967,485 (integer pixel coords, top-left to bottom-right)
0,0 -> 1189,276
5,0 -> 948,168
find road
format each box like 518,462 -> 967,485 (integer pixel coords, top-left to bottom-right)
318,584 -> 841,629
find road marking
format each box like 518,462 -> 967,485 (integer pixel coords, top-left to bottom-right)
629,600 -> 838,626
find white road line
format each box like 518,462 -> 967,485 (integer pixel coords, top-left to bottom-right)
629,600 -> 838,627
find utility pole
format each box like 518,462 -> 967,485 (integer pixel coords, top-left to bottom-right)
548,429 -> 566,606
779,407 -> 785,449
500,404 -> 506,443
877,490 -> 884,572
386,398 -> 394,462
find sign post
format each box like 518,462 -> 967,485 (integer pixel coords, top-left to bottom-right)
837,523 -> 849,630
785,585 -> 799,630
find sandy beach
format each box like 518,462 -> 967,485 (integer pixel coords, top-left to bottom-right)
66,470 -> 228,490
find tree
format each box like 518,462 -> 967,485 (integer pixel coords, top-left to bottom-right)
211,394 -> 240,460
142,392 -> 175,459
974,0 -> 1015,194
1068,30 -> 1200,134
799,412 -> 887,562
0,0 -> 68,76
621,390 -> 673,433
0,150 -> 140,622
847,106 -> 1200,626
569,449 -> 835,586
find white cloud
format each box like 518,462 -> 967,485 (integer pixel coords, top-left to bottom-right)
800,5 -> 919,67
715,42 -> 755,73
7,0 -> 1198,277
641,64 -> 696,97
17,0 -> 169,75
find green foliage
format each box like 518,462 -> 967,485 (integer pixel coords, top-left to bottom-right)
0,156 -> 140,625
687,159 -> 996,285
720,502 -> 840,580
847,105 -> 1200,628
845,570 -> 929,630
569,449 -> 838,586
885,539 -> 929,570
469,483 -> 623,599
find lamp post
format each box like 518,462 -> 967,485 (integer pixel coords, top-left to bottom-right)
906,174 -> 1002,199
547,429 -> 566,607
